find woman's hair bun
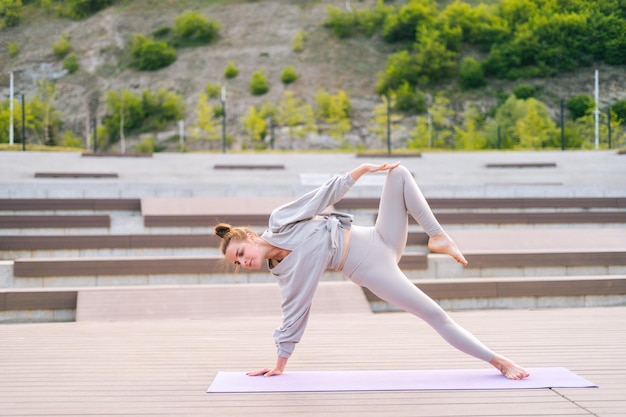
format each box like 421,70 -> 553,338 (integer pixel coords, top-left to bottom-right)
214,223 -> 232,239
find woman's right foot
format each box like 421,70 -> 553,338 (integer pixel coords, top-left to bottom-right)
427,232 -> 468,266
489,355 -> 530,380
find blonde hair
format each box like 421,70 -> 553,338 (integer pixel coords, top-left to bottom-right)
214,223 -> 258,255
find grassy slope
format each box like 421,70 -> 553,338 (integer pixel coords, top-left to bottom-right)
0,0 -> 623,150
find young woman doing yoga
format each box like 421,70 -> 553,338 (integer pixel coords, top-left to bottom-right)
215,162 -> 529,380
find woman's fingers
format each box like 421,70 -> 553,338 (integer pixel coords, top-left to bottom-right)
246,368 -> 283,377
246,368 -> 270,376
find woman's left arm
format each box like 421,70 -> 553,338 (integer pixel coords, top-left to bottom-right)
349,162 -> 400,182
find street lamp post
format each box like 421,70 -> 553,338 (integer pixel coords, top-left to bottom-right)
221,86 -> 226,154
386,94 -> 391,155
9,71 -> 14,145
21,94 -> 25,152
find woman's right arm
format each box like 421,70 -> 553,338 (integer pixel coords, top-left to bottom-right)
349,162 -> 400,182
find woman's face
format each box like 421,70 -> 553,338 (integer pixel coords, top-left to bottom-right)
224,237 -> 264,270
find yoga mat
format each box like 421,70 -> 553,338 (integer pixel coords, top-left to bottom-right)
207,367 -> 596,393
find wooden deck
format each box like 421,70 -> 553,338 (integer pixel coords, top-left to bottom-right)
0,299 -> 624,416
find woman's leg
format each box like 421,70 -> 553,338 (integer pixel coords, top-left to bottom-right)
343,234 -> 528,379
375,166 -> 467,265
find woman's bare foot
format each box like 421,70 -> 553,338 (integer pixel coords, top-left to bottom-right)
427,232 -> 468,266
490,355 -> 530,380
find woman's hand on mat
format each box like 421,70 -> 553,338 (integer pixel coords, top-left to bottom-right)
246,356 -> 287,377
246,367 -> 283,377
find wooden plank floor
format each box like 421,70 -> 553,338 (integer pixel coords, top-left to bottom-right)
0,306 -> 624,416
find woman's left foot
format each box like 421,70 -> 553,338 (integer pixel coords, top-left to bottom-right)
427,232 -> 468,266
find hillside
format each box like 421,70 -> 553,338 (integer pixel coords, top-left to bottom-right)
1,0 -> 624,151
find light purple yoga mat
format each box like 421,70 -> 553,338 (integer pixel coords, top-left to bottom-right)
207,367 -> 596,393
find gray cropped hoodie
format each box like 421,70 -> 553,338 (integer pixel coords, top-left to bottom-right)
261,172 -> 355,358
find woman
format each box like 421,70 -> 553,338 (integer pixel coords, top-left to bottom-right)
215,162 -> 529,380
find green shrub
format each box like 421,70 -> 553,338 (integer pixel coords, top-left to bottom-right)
134,136 -> 162,153
57,0 -> 113,20
7,41 -> 19,57
459,57 -> 486,89
61,130 -> 83,148
62,53 -> 79,74
0,0 -> 22,28
513,84 -> 536,100
173,10 -> 220,46
291,30 -> 306,52
249,69 -> 269,95
224,61 -> 239,79
565,94 -> 594,120
324,6 -> 358,38
52,33 -> 72,60
152,26 -> 172,39
280,66 -> 298,84
611,99 -> 626,123
393,82 -> 425,113
205,82 -> 221,99
129,34 -> 176,71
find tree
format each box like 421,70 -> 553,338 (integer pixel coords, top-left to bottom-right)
454,103 -> 487,150
276,91 -> 315,141
459,57 -> 486,89
510,98 -> 557,149
408,93 -> 455,149
484,95 -> 557,149
314,89 -> 352,140
104,90 -> 145,144
393,82 -> 426,113
566,94 -> 594,120
611,100 -> 626,123
241,106 -> 267,143
412,29 -> 458,85
369,94 -> 402,146
193,92 -> 220,142
31,80 -> 61,145
381,0 -> 437,43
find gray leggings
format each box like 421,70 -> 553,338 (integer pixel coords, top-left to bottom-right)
341,166 -> 495,363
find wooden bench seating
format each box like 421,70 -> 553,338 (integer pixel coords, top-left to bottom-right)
0,198 -> 140,211
355,152 -> 421,158
34,172 -> 118,178
81,152 -> 152,157
4,275 -> 625,317
213,164 -> 285,170
427,211 -> 626,225
13,256 -> 234,277
12,248 -> 626,279
485,162 -> 557,168
0,215 -> 110,228
362,275 -> 626,303
0,289 -> 77,311
0,234 -> 219,250
464,250 -> 626,268
12,253 -> 428,277
141,197 -> 295,227
0,233 -> 426,251
335,197 -> 626,210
